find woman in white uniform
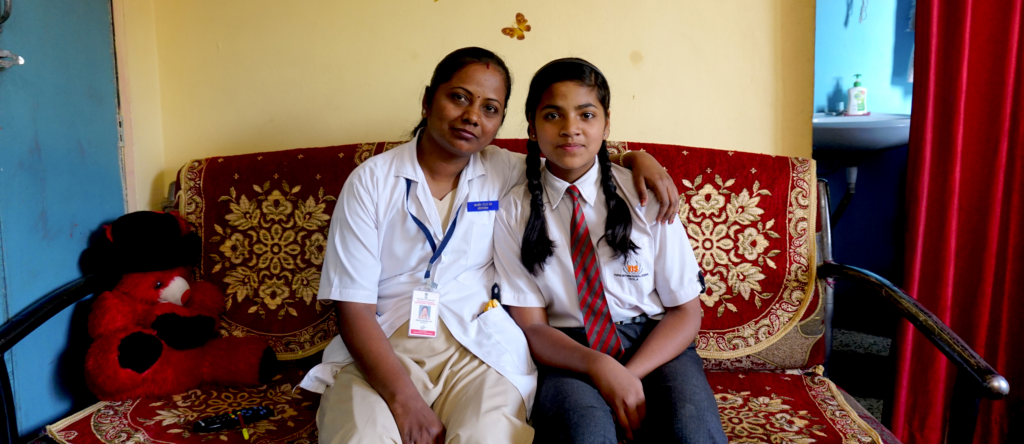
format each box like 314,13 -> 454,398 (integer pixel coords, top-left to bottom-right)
299,47 -> 679,444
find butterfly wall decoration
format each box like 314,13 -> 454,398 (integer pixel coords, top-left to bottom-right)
501,13 -> 531,40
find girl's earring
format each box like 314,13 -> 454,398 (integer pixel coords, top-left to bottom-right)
530,134 -> 536,140
421,110 -> 427,118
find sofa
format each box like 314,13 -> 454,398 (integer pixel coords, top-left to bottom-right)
0,139 -> 1006,444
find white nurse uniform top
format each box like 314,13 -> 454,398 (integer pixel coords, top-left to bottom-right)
298,137 -> 537,414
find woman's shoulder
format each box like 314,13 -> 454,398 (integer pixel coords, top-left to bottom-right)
478,144 -> 524,166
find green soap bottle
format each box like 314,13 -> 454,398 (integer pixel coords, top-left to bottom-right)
846,74 -> 868,116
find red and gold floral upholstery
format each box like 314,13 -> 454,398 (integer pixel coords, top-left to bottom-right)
176,142 -> 403,360
46,140 -> 889,444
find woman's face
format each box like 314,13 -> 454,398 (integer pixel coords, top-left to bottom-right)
421,63 -> 507,157
530,81 -> 610,182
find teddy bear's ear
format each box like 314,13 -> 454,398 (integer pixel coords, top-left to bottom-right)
81,211 -> 201,275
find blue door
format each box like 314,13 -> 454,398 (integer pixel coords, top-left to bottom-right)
0,0 -> 125,436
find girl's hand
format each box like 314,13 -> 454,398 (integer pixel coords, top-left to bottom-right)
390,395 -> 446,444
587,354 -> 646,441
625,151 -> 679,224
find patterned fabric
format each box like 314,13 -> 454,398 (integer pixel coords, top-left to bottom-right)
45,368 -> 887,444
176,142 -> 402,360
45,139 -> 888,444
709,370 -> 883,444
565,185 -> 625,359
558,141 -> 821,369
177,139 -> 819,366
46,366 -> 318,444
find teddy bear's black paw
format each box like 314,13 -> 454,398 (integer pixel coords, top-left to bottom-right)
151,313 -> 216,350
118,332 -> 163,373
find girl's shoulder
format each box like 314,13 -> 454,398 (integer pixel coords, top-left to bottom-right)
497,181 -> 532,223
609,164 -> 661,227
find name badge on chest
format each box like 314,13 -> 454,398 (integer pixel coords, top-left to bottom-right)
408,288 -> 441,338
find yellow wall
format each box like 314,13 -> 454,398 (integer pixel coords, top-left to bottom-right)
119,0 -> 815,211
113,0 -> 166,211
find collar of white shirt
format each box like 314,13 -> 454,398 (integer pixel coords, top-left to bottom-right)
393,133 -> 488,185
541,156 -> 601,210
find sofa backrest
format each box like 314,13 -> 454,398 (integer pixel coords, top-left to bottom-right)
177,140 -> 821,370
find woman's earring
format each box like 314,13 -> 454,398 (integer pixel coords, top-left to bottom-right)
529,134 -> 536,140
421,110 -> 427,118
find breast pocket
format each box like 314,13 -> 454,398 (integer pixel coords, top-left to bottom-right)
604,237 -> 655,296
462,211 -> 495,270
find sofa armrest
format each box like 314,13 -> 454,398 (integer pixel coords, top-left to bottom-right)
817,262 -> 1008,400
0,273 -> 115,444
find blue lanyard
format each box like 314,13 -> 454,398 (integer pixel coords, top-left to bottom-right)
405,179 -> 460,282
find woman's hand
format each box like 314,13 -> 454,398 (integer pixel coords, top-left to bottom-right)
587,354 -> 646,441
390,395 -> 446,444
623,151 -> 679,224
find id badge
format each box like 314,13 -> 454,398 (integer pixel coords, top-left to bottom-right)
408,288 -> 441,338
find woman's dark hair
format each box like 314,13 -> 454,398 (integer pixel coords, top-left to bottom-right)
411,47 -> 513,139
521,58 -> 637,275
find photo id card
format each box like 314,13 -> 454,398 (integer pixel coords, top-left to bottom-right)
408,289 -> 440,338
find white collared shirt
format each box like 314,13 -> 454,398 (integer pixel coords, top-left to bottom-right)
494,159 -> 703,328
298,137 -> 537,414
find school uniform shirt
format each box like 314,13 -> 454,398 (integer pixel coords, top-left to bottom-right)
298,137 -> 537,414
494,160 -> 703,328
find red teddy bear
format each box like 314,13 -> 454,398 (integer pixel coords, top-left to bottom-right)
82,211 -> 275,401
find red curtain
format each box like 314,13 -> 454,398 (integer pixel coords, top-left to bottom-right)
893,0 -> 1023,443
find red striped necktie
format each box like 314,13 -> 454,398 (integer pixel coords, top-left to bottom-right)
565,185 -> 624,359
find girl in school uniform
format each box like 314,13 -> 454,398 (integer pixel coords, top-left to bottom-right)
493,58 -> 728,443
298,48 -> 680,444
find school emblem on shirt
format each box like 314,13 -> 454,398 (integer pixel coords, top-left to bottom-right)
614,256 -> 649,281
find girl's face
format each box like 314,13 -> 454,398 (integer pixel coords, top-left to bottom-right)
530,81 -> 610,183
422,63 -> 507,157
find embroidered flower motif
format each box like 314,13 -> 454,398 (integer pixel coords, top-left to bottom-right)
224,267 -> 259,304
700,273 -> 728,308
226,194 -> 260,230
219,232 -> 252,264
678,194 -> 691,222
714,388 -> 825,443
259,276 -> 290,310
735,227 -> 770,261
255,225 -> 301,274
691,184 -> 726,216
292,267 -> 321,305
295,196 -> 330,230
728,263 -> 766,300
748,395 -> 791,413
206,392 -> 260,415
688,219 -> 735,270
726,189 -> 765,225
262,190 -> 294,223
770,412 -> 811,432
304,232 -> 326,265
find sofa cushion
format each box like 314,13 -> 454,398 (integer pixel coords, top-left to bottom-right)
492,141 -> 823,370
177,142 -> 404,360
46,366 -> 319,444
45,368 -> 888,444
177,139 -> 820,367
708,370 -> 883,443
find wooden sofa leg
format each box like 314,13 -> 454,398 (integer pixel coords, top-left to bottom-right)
946,370 -> 981,444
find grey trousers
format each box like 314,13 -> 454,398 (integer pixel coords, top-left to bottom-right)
531,319 -> 727,444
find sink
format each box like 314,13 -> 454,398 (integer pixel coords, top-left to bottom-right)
812,113 -> 911,150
